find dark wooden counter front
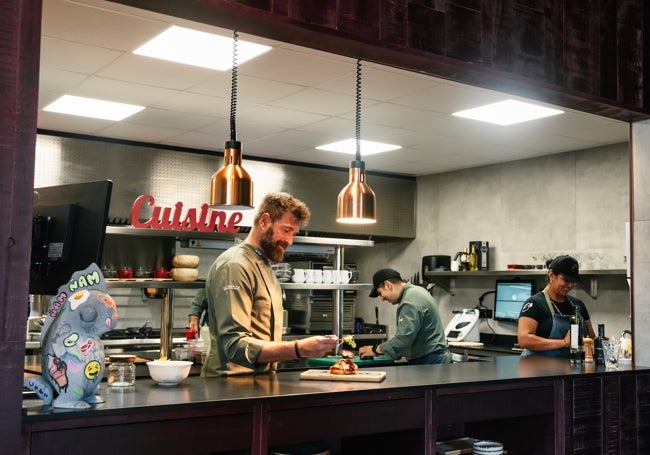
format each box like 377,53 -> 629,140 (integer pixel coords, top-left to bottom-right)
22,356 -> 650,455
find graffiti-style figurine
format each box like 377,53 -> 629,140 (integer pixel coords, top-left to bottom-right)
24,263 -> 118,409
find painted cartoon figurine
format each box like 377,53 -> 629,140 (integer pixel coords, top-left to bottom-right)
24,263 -> 118,409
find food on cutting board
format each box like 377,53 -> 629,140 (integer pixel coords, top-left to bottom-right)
329,358 -> 359,375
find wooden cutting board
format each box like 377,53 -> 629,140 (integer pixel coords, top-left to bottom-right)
299,369 -> 386,382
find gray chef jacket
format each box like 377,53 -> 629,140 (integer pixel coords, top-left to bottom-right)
378,283 -> 449,362
202,242 -> 283,376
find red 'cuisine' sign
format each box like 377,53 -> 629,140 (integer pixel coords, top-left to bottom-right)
130,194 -> 243,233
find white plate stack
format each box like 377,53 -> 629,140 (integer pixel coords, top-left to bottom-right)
472,440 -> 503,455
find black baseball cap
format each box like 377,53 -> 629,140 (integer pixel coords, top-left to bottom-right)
369,268 -> 402,297
549,255 -> 581,283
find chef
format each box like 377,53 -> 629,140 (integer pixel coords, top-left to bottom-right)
202,192 -> 337,376
359,268 -> 452,365
518,255 -> 596,357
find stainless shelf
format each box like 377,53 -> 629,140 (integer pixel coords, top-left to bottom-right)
424,269 -> 626,277
101,337 -> 187,348
105,280 -> 370,291
424,269 -> 627,299
105,225 -> 243,240
105,279 -> 205,289
105,227 -> 374,356
105,225 -> 375,247
280,283 -> 372,291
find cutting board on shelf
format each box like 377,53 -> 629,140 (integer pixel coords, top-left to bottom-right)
300,369 -> 386,382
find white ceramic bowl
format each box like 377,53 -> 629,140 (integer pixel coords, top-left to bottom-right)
146,360 -> 192,386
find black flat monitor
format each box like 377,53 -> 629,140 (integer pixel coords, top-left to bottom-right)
30,180 -> 113,295
493,279 -> 535,322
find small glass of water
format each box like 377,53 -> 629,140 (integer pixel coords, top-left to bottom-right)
602,339 -> 619,370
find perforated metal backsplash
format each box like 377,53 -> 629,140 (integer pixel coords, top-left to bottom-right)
35,134 -> 415,238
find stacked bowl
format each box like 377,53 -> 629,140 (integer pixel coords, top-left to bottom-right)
171,255 -> 199,281
271,263 -> 292,282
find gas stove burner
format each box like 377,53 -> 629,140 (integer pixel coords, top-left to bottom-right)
102,327 -> 161,340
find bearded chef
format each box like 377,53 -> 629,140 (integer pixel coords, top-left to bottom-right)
202,192 -> 337,376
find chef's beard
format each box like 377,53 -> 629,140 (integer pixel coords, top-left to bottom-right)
260,227 -> 288,263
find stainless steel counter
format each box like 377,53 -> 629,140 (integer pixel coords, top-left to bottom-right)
21,356 -> 650,455
22,356 -> 642,419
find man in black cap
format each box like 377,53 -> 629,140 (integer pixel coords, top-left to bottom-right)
518,255 -> 596,358
358,268 -> 452,364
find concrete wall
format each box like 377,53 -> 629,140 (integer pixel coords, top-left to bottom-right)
351,142 -> 632,343
34,135 -> 632,343
632,121 -> 650,367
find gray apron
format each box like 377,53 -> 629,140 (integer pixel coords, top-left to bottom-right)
521,287 -> 570,358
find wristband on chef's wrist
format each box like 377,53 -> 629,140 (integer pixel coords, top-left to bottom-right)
372,344 -> 379,355
294,340 -> 302,359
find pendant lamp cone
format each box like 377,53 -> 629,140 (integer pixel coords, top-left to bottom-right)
210,31 -> 253,209
336,60 -> 376,224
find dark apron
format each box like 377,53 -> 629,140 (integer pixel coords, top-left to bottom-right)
521,287 -> 570,358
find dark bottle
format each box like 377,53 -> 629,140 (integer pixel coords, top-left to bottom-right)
569,304 -> 585,364
594,323 -> 607,365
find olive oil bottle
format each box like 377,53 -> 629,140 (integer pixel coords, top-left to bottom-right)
468,244 -> 478,271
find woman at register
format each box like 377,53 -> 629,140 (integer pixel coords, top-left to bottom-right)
518,255 -> 596,358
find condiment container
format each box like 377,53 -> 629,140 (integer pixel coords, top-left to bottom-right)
583,337 -> 594,362
117,266 -> 133,279
108,355 -> 136,387
190,337 -> 206,364
153,268 -> 171,278
618,330 -> 633,365
134,267 -> 151,278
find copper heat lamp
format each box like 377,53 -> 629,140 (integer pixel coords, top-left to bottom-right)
210,31 -> 253,209
336,60 -> 376,224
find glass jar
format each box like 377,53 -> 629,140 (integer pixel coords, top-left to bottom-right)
108,355 -> 136,387
618,330 -> 633,365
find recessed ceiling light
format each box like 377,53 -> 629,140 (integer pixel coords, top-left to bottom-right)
452,99 -> 564,125
133,25 -> 271,70
316,139 -> 401,155
43,95 -> 144,121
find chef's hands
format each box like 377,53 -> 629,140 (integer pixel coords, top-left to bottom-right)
359,344 -> 380,359
297,335 -> 338,358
